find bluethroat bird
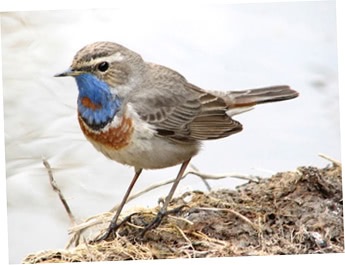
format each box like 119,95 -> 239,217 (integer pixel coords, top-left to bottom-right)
55,41 -> 298,240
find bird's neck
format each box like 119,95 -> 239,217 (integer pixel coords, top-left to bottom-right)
75,73 -> 121,130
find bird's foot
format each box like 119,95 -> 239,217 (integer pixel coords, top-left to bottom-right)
139,205 -> 186,238
91,213 -> 138,243
91,205 -> 187,243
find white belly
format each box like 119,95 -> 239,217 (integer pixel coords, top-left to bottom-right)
88,126 -> 200,170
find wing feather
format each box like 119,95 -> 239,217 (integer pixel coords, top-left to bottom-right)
126,64 -> 297,144
128,64 -> 243,143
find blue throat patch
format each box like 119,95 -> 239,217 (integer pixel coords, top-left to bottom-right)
75,73 -> 121,130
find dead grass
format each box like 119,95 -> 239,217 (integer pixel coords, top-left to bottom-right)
23,163 -> 343,263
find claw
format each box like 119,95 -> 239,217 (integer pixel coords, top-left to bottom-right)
139,205 -> 187,237
91,213 -> 138,243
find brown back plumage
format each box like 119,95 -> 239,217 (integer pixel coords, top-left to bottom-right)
130,63 -> 298,143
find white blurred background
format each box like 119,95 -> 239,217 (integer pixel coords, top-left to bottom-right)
1,1 -> 341,263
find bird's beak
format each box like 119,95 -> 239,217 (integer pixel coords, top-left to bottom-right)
54,68 -> 82,77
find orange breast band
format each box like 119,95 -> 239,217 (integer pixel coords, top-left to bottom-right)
78,114 -> 134,150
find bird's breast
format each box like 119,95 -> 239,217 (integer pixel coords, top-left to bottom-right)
78,113 -> 134,150
77,104 -> 200,169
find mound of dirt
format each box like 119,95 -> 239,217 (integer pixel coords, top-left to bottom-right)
23,164 -> 343,263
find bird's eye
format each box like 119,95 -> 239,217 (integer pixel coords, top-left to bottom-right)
97,61 -> 109,72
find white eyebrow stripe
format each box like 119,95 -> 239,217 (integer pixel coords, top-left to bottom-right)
81,52 -> 125,68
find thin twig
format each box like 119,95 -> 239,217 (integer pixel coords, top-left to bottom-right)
42,158 -> 85,248
186,167 -> 260,184
168,215 -> 194,226
187,164 -> 212,190
43,158 -> 76,224
197,207 -> 260,232
191,231 -> 227,246
68,213 -> 112,234
318,153 -> 342,167
175,226 -> 195,258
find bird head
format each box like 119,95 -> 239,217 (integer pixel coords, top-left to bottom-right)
55,41 -> 146,96
55,42 -> 144,129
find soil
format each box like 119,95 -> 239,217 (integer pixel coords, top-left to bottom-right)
23,163 -> 343,263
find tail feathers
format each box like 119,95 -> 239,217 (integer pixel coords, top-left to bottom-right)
217,85 -> 299,117
228,85 -> 299,107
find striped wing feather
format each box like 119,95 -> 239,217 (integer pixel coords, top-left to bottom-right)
136,82 -> 243,143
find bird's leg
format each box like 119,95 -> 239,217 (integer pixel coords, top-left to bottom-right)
94,168 -> 143,242
140,159 -> 191,237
